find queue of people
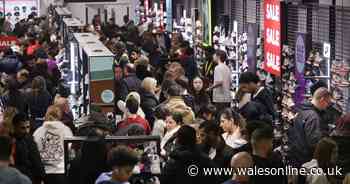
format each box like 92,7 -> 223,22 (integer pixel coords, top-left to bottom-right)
0,10 -> 349,184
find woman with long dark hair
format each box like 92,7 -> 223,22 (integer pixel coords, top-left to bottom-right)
190,76 -> 210,115
219,108 -> 247,149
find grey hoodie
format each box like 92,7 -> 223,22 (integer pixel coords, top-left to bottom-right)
0,166 -> 32,184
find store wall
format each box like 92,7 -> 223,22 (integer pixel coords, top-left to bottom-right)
66,0 -> 133,26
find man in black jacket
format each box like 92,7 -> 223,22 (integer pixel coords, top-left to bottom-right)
119,63 -> 141,101
161,125 -> 219,184
250,127 -> 287,184
12,113 -> 45,184
239,72 -> 275,120
287,87 -> 332,168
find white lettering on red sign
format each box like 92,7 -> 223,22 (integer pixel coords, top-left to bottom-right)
266,4 -> 280,21
0,41 -> 16,47
264,0 -> 281,76
266,28 -> 280,47
266,52 -> 280,71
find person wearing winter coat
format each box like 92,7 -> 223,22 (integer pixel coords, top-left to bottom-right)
160,125 -> 218,184
331,113 -> 350,178
12,113 -> 45,184
301,138 -> 338,184
190,76 -> 210,115
0,135 -> 32,184
238,72 -> 276,120
26,76 -> 52,131
139,77 -> 159,128
33,105 -> 73,184
119,63 -> 141,101
1,77 -> 28,115
287,87 -> 332,168
164,84 -> 195,124
160,112 -> 183,157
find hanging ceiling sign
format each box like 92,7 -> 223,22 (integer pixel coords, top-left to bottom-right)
263,0 -> 281,76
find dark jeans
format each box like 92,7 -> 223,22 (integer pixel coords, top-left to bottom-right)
45,174 -> 65,184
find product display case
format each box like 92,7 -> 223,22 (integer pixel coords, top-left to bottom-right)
82,41 -> 115,114
66,32 -> 101,118
63,17 -> 85,45
55,7 -> 72,33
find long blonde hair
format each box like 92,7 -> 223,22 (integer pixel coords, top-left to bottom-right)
45,105 -> 63,121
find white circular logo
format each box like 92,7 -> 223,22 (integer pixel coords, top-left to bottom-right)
101,90 -> 114,103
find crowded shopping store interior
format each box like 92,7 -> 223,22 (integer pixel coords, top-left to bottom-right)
0,0 -> 350,184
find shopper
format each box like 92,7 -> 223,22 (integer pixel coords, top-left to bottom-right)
207,50 -> 232,113
178,41 -> 198,81
150,106 -> 168,137
135,56 -> 152,80
96,145 -> 139,184
139,77 -> 159,127
33,105 -> 73,184
68,130 -> 109,184
54,96 -> 75,134
287,87 -> 332,168
117,92 -> 145,120
250,127 -> 287,184
164,83 -> 195,124
238,72 -> 275,120
301,137 -> 338,184
195,104 -> 217,125
0,135 -> 31,184
116,96 -> 151,135
119,63 -> 141,101
2,77 -> 28,115
331,113 -> 350,177
161,112 -> 183,156
190,76 -> 210,115
26,76 -> 52,131
12,113 -> 45,184
0,106 -> 17,136
219,108 -> 247,149
161,125 -> 218,184
198,122 -> 234,170
222,152 -> 253,184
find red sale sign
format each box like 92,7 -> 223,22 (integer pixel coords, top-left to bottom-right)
263,0 -> 281,76
0,36 -> 19,50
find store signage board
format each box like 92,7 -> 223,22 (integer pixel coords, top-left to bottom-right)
263,0 -> 281,76
323,42 -> 331,59
247,23 -> 258,73
294,33 -> 307,106
0,35 -> 18,50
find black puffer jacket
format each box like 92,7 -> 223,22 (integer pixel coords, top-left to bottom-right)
139,88 -> 159,127
14,135 -> 45,182
161,145 -> 219,184
287,102 -> 325,167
